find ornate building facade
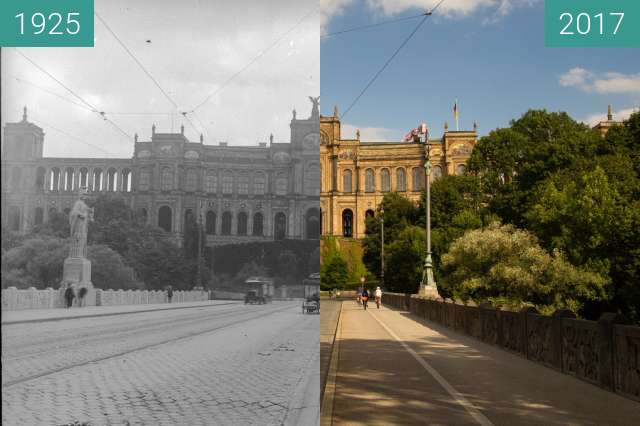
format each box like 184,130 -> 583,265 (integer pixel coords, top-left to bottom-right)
1,102 -> 321,247
320,110 -> 477,239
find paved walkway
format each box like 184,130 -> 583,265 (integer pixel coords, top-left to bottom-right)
328,302 -> 640,425
1,300 -> 237,325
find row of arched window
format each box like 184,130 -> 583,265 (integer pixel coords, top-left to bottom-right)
341,164 -> 465,193
140,168 -> 289,195
7,166 -> 134,193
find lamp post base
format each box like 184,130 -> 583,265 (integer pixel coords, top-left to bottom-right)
419,254 -> 439,299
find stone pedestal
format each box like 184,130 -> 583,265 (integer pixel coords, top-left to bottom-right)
61,257 -> 95,306
419,284 -> 440,300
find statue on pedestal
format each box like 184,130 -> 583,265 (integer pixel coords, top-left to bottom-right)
60,187 -> 95,306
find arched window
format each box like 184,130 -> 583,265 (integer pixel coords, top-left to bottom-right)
365,209 -> 375,219
237,212 -> 248,235
184,209 -> 194,232
206,171 -> 218,193
158,206 -> 172,232
253,212 -> 264,236
34,207 -> 44,225
138,168 -> 151,191
433,165 -> 443,180
221,212 -> 232,235
238,175 -> 249,195
206,211 -> 216,235
253,172 -> 266,195
106,168 -> 117,191
396,168 -> 406,191
79,168 -> 89,188
11,167 -> 22,190
161,167 -> 173,191
35,167 -> 46,191
64,168 -> 75,191
275,177 -> 288,195
412,167 -> 424,191
342,209 -> 353,238
138,208 -> 148,224
304,163 -> 320,196
185,169 -> 198,192
8,206 -> 20,231
456,164 -> 466,176
381,168 -> 390,192
274,212 -> 287,240
92,168 -> 103,191
365,169 -> 375,192
121,169 -> 132,192
306,208 -> 320,239
343,169 -> 352,193
50,167 -> 61,191
222,171 -> 233,194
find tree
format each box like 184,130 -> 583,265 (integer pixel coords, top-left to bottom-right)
441,223 -> 608,315
1,236 -> 68,288
384,226 -> 425,294
87,244 -> 137,290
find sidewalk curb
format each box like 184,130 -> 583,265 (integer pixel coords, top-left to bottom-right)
320,301 -> 343,426
1,301 -> 238,326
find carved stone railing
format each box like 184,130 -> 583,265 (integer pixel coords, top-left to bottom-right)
382,292 -> 640,401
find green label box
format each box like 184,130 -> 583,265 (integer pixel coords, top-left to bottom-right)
0,0 -> 94,47
545,0 -> 640,47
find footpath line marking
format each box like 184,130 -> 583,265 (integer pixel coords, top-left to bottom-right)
320,301 -> 343,426
368,308 -> 495,426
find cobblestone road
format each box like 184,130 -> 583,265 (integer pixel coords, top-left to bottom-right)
2,302 -> 319,425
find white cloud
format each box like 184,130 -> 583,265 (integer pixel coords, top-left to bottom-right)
321,0 -> 540,30
341,123 -> 400,141
321,0 -> 355,33
560,68 -> 640,94
583,106 -> 638,127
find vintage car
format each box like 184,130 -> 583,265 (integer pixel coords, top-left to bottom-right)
302,272 -> 320,314
244,277 -> 274,304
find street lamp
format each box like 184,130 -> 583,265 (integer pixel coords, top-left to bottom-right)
418,123 -> 438,298
380,204 -> 385,288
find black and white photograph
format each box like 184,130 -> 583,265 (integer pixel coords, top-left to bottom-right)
1,1 -> 320,425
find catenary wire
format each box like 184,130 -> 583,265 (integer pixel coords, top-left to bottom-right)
189,7 -> 318,113
94,12 -> 201,136
340,0 -> 447,120
322,12 -> 427,38
13,49 -> 133,142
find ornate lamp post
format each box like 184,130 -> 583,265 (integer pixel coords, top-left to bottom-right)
380,204 -> 385,288
418,123 -> 438,298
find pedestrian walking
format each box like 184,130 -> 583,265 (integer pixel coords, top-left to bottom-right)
375,286 -> 382,309
78,286 -> 87,307
357,285 -> 363,305
167,285 -> 173,303
64,283 -> 75,308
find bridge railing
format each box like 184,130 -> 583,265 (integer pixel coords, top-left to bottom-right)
383,292 -> 639,402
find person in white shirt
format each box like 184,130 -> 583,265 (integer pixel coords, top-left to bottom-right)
375,287 -> 382,309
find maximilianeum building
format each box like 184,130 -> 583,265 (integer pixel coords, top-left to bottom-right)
1,100 -> 321,246
320,109 -> 477,240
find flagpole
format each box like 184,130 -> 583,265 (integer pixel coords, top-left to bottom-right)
455,98 -> 459,131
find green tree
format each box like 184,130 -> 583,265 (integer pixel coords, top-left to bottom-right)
1,236 -> 68,288
384,226 -> 425,294
441,223 -> 608,315
87,244 -> 138,290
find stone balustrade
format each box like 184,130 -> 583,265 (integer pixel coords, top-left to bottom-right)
1,286 -> 210,310
383,293 -> 640,402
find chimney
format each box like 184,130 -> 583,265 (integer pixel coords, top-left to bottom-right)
607,105 -> 613,121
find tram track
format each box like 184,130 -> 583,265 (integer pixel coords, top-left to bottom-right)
2,302 -> 295,388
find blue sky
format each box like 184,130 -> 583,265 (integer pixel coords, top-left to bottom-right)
320,0 -> 640,141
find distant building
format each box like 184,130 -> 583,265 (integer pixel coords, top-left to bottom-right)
320,109 -> 477,239
592,105 -> 624,136
1,101 -> 321,246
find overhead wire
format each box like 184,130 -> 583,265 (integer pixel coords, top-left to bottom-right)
13,49 -> 134,142
322,12 -> 427,38
189,7 -> 318,113
94,11 -> 202,137
340,0 -> 447,121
